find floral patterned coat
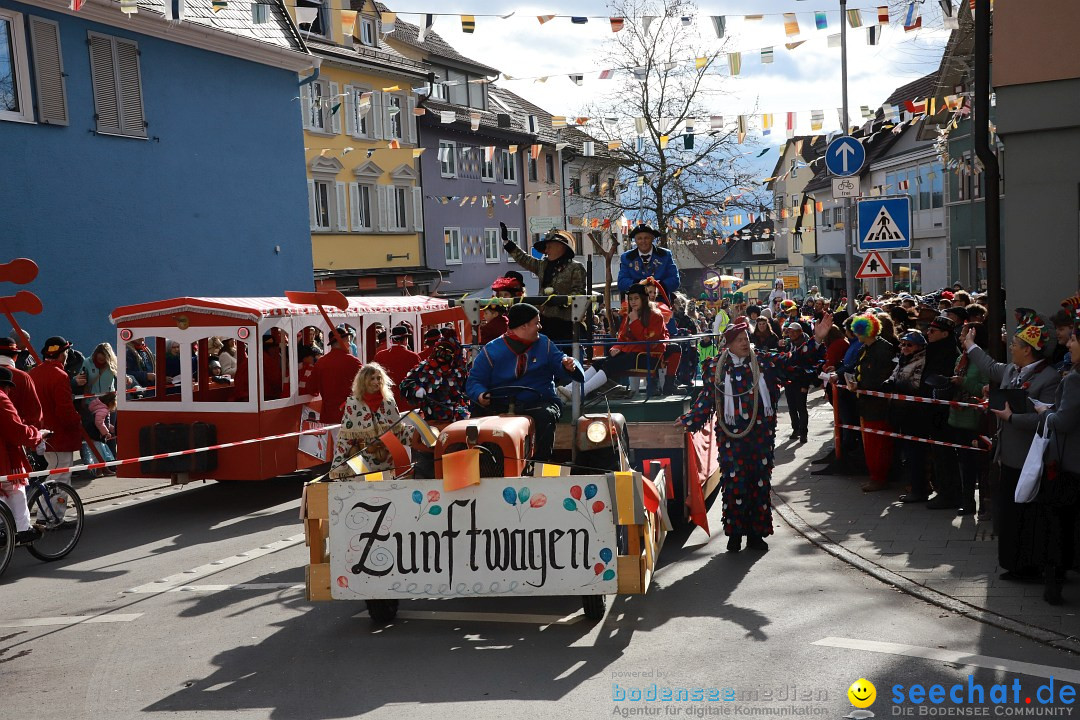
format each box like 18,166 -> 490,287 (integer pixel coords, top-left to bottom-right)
330,394 -> 414,476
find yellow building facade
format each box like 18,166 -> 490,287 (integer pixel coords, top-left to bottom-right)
288,4 -> 435,293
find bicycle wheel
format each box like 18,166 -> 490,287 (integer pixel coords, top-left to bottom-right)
0,503 -> 15,577
26,481 -> 84,561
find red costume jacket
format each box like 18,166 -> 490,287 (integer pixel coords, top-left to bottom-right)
0,390 -> 43,488
372,344 -> 420,411
617,310 -> 669,354
29,359 -> 82,452
1,362 -> 42,428
310,348 -> 363,424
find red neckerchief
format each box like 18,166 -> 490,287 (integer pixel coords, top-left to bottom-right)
502,331 -> 536,378
362,391 -> 383,415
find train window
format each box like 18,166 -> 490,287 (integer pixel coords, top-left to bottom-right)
262,328 -> 291,402
297,325 -> 324,396
192,336 -> 248,403
365,322 -> 385,363
122,336 -> 176,402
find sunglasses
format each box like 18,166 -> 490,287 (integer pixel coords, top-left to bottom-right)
900,341 -> 921,348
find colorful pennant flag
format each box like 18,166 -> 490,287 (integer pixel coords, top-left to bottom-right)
683,134 -> 694,149
867,26 -> 881,45
610,17 -> 624,32
381,11 -> 396,33
761,47 -> 774,64
783,13 -> 799,36
903,2 -> 920,29
211,0 -> 227,13
440,110 -> 455,124
815,11 -> 827,30
583,141 -> 595,157
786,112 -> 796,138
120,0 -> 138,13
811,109 -> 824,131
785,40 -> 806,50
878,6 -> 890,23
728,52 -> 742,76
460,15 -> 475,33
417,13 -> 434,43
827,33 -> 841,48
710,115 -> 724,130
530,144 -> 542,160
164,0 -> 185,21
680,16 -> 692,26
762,114 -> 773,135
340,9 -> 357,38
251,2 -> 268,24
569,74 -> 583,86
737,115 -> 746,144
551,116 -> 567,128
847,10 -> 863,28
744,14 -> 763,21
695,56 -> 708,69
469,111 -> 480,131
642,15 -> 655,33
711,16 -> 726,38
599,69 -> 615,79
537,15 -> 555,24
571,17 -> 588,24
659,135 -> 670,149
608,140 -> 622,151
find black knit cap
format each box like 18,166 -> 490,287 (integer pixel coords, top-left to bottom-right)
507,303 -> 540,330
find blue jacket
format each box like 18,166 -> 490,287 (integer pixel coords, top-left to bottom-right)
467,335 -> 581,405
618,246 -> 680,296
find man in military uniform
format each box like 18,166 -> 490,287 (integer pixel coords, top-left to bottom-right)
618,224 -> 680,298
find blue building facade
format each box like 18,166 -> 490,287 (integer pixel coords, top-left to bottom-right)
0,0 -> 315,351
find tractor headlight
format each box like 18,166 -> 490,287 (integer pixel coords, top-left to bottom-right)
585,420 -> 609,444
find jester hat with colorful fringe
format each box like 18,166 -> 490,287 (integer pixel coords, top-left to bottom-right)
850,313 -> 881,341
1014,310 -> 1050,351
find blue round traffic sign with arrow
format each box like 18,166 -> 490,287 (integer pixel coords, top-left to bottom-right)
825,135 -> 865,177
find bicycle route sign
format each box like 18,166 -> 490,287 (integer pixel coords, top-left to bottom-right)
857,197 -> 911,252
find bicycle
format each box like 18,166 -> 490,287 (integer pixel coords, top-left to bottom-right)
0,474 -> 85,578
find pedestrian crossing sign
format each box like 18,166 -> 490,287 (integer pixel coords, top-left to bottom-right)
857,197 -> 911,252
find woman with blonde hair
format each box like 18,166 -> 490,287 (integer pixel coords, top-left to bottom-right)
81,342 -> 118,394
330,363 -> 414,477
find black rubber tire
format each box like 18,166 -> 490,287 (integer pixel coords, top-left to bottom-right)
26,481 -> 84,561
365,599 -> 399,623
0,503 -> 15,578
582,594 -> 607,621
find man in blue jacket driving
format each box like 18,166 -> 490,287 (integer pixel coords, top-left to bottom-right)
467,303 -> 583,461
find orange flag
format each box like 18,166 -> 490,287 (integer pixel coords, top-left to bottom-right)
379,429 -> 411,472
442,448 -> 481,492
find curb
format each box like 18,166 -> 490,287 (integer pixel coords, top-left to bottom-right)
772,491 -> 1080,656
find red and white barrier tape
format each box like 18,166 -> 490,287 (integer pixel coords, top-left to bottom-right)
847,387 -> 988,410
838,423 -> 992,452
0,424 -> 341,484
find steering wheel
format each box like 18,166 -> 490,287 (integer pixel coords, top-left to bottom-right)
485,385 -> 545,415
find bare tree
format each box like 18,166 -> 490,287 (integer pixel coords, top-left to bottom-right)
577,0 -> 764,245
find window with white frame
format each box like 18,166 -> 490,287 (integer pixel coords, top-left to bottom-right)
439,140 -> 456,177
354,183 -> 373,230
501,150 -> 517,184
390,186 -> 408,231
504,228 -> 521,262
0,10 -> 34,123
484,228 -> 500,263
296,0 -> 327,37
481,151 -> 495,181
790,195 -> 798,208
347,86 -> 370,138
306,79 -> 328,131
358,17 -> 376,46
312,180 -> 332,230
388,95 -> 403,140
444,228 -> 462,264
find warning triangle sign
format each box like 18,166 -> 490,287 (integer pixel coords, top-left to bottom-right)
862,205 -> 904,246
856,250 -> 893,279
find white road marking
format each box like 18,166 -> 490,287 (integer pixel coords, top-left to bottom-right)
122,534 -> 304,595
123,582 -> 304,594
812,637 -> 1080,684
353,609 -> 584,626
0,613 -> 143,628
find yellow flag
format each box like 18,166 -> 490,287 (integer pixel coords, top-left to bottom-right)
341,10 -> 357,39
659,135 -> 670,149
442,448 -> 481,492
382,84 -> 400,92
695,56 -> 708,69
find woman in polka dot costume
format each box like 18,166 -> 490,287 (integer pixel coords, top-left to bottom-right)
330,363 -> 414,478
679,315 -> 832,552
